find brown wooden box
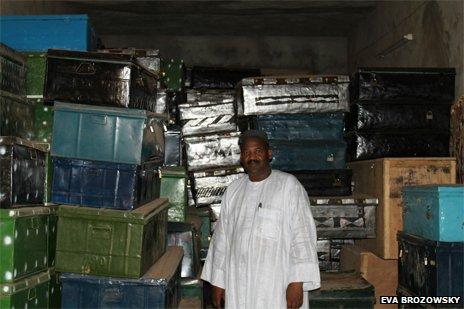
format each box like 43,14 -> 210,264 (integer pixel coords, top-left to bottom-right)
347,158 -> 456,259
341,244 -> 397,309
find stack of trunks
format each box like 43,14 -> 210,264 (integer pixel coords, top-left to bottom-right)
0,15 -> 100,309
180,67 -> 260,261
237,75 -> 379,272
25,40 -> 180,307
397,185 -> 463,305
347,68 -> 455,160
341,67 -> 457,305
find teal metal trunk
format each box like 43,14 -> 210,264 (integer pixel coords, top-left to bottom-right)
52,102 -> 165,165
55,198 -> 169,278
271,139 -> 347,171
0,207 -> 50,283
403,185 -> 464,242
0,270 -> 51,309
251,113 -> 345,141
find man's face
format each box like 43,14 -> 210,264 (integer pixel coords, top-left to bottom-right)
240,138 -> 272,174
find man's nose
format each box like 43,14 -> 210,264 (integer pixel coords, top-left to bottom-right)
248,151 -> 259,160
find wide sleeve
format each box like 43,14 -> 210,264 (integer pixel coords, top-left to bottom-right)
287,181 -> 321,291
200,189 -> 229,289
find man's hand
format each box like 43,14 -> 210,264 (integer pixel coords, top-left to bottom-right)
286,282 -> 303,309
212,285 -> 225,308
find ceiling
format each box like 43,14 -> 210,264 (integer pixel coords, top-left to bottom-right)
1,0 -> 378,37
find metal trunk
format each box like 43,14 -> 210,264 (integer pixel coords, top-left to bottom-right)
310,196 -> 378,239
191,66 -> 260,89
0,137 -> 46,208
44,49 -> 158,110
25,53 -> 46,99
0,270 -> 51,309
55,198 -> 169,278
161,59 -> 185,92
403,185 -> 464,242
0,207 -> 50,283
347,103 -> 451,131
0,91 -> 35,140
307,271 -> 375,308
191,167 -> 244,206
397,232 -> 463,303
251,113 -> 345,141
184,132 -> 241,171
60,246 -> 182,308
291,169 -> 352,196
0,43 -> 26,96
51,157 -> 161,210
270,140 -> 347,171
51,102 -> 165,165
238,75 -> 350,115
352,68 -> 455,103
180,90 -> 237,136
167,223 -> 201,278
160,167 -> 188,222
0,15 -> 97,52
33,103 -> 53,143
347,131 -> 450,161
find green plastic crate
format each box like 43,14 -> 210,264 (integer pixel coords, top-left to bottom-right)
0,90 -> 35,140
160,166 -> 187,222
161,59 -> 185,92
56,198 -> 169,278
25,53 -> 46,99
33,103 -> 53,143
0,207 -> 50,283
0,270 -> 51,309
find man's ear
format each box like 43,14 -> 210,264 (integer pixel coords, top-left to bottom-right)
267,149 -> 273,160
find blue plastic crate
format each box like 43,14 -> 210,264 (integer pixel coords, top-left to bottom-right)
403,185 -> 464,242
271,140 -> 347,171
60,247 -> 182,309
0,15 -> 97,52
51,157 -> 161,210
251,113 -> 345,141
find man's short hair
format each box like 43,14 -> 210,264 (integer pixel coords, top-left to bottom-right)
238,130 -> 270,149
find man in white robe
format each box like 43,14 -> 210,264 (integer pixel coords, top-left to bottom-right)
201,130 -> 320,308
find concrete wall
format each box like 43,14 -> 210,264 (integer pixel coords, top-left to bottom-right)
348,0 -> 464,97
102,35 -> 348,74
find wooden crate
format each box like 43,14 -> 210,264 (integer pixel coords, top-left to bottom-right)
341,245 -> 397,309
347,158 -> 456,259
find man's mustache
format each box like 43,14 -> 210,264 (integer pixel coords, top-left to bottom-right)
247,159 -> 259,165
